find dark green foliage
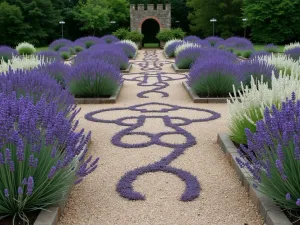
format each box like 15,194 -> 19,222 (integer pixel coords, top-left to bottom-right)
126,31 -> 144,42
75,46 -> 84,52
113,28 -> 130,40
243,0 -> 300,43
156,28 -> 186,42
60,52 -> 70,60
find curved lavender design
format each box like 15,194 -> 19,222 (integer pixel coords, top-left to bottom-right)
124,50 -> 187,98
85,102 -> 221,201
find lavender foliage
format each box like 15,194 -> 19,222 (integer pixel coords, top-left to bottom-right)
100,35 -> 120,44
165,40 -> 183,57
284,47 -> 300,61
236,94 -> 300,210
175,47 -> 202,69
217,37 -> 254,50
115,42 -> 137,58
0,46 -> 19,62
74,36 -> 104,49
49,39 -> 74,51
36,51 -> 62,62
249,50 -> 271,59
183,36 -> 202,43
264,44 -> 280,53
205,36 -> 224,46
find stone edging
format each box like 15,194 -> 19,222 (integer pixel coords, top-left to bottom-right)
217,133 -> 292,225
74,83 -> 123,104
182,82 -> 229,103
121,64 -> 132,73
33,138 -> 92,225
171,63 -> 190,73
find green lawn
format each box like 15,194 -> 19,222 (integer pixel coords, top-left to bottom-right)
36,46 -> 48,52
254,44 -> 284,53
143,43 -> 160,48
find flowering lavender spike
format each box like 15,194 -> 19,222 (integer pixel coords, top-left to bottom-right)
18,187 -> 23,195
17,138 -> 25,161
296,199 -> 300,206
22,178 -> 28,185
277,144 -> 284,162
4,189 -> 9,198
9,161 -> 15,172
286,193 -> 291,200
0,153 -> 4,164
5,148 -> 11,162
48,166 -> 57,179
27,176 -> 34,195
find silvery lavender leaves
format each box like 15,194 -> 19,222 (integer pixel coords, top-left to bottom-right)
284,47 -> 300,61
0,46 -> 19,62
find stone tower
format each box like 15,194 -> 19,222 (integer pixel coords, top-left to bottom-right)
130,4 -> 171,32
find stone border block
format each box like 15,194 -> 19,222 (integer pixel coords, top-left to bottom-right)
217,133 -> 292,225
172,63 -> 190,73
33,138 -> 92,225
121,64 -> 132,73
182,82 -> 230,103
74,83 -> 123,104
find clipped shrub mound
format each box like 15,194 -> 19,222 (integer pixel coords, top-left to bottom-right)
16,42 -> 36,55
36,51 -> 62,62
175,47 -> 202,69
284,47 -> 300,61
264,44 -> 280,53
49,39 -> 74,52
174,42 -> 201,57
183,36 -> 201,43
115,41 -> 137,58
164,40 -> 183,58
66,60 -> 123,98
217,37 -> 254,51
100,35 -> 120,44
205,36 -> 224,47
0,46 -> 19,62
74,36 -> 103,49
249,51 -> 271,59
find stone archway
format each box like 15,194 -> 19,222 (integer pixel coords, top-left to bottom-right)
141,18 -> 160,45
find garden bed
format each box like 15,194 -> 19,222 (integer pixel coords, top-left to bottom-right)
121,63 -> 132,73
172,63 -> 190,73
217,133 -> 293,225
74,83 -> 123,104
182,81 -> 231,103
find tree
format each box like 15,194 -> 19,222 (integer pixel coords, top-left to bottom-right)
0,2 -> 25,46
187,0 -> 243,38
243,0 -> 300,44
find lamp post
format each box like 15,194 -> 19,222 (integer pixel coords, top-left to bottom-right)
175,20 -> 180,28
242,18 -> 248,38
110,21 -> 116,32
210,18 -> 217,36
59,21 -> 65,39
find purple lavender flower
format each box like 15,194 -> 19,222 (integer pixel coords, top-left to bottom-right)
205,36 -> 224,46
22,178 -> 28,185
0,153 -> 4,164
0,46 -> 19,62
49,39 -> 74,51
284,47 -> 300,61
216,37 -> 254,50
264,44 -> 280,53
5,148 -> 11,162
165,41 -> 183,57
18,187 -> 23,195
100,35 -> 120,44
277,144 -> 284,162
114,42 -> 136,58
249,51 -> 271,60
9,161 -> 15,172
286,193 -> 291,200
17,138 -> 25,161
297,199 -> 300,206
36,51 -> 62,62
74,36 -> 104,49
48,166 -> 56,179
183,36 -> 202,43
26,176 -> 34,195
4,189 -> 9,198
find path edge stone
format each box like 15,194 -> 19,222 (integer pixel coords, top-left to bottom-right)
172,63 -> 190,73
33,137 -> 92,225
217,133 -> 292,225
182,82 -> 229,103
74,83 -> 123,104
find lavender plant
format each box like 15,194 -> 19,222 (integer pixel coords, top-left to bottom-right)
183,36 -> 201,43
49,39 -> 74,52
188,55 -> 241,97
100,35 -> 120,44
217,37 -> 254,51
205,36 -> 224,47
264,44 -> 280,53
36,51 -> 62,62
66,60 -> 123,98
284,47 -> 300,61
249,51 -> 271,60
115,42 -> 136,59
164,40 -> 183,57
74,36 -> 103,49
0,93 -> 98,222
236,94 -> 300,211
175,47 -> 202,69
0,46 -> 18,62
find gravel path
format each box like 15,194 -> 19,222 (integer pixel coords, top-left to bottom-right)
59,50 -> 263,225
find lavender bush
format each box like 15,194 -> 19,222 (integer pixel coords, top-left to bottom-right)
66,60 -> 123,98
35,61 -> 71,87
49,39 -> 74,51
217,37 -> 254,51
0,69 -> 75,113
284,47 -> 300,61
175,47 -> 202,69
205,36 -> 224,47
115,42 -> 136,58
264,44 -> 280,53
0,46 -> 18,62
74,36 -> 103,49
36,51 -> 62,62
0,92 -> 98,222
249,51 -> 271,60
164,40 -> 183,57
183,36 -> 201,43
74,48 -> 129,70
100,35 -> 120,44
188,55 -> 241,97
236,94 -> 300,210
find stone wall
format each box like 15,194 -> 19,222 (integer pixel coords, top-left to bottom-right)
130,4 -> 171,32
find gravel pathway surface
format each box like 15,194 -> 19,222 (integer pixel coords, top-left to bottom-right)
59,50 -> 263,225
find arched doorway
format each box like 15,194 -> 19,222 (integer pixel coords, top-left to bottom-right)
141,18 -> 160,47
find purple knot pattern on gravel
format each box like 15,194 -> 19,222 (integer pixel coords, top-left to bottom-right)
124,50 -> 187,98
85,102 -> 221,201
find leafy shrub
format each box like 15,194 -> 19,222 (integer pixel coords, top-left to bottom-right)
49,39 -> 73,52
75,46 -> 84,53
100,35 -> 120,44
36,61 -> 71,87
205,36 -> 224,46
228,72 -> 300,145
0,55 -> 51,73
16,42 -> 36,55
60,51 -> 71,60
236,94 -> 300,211
174,42 -> 201,57
0,46 -> 18,62
112,28 -> 130,40
66,60 -> 123,98
115,42 -> 137,58
264,44 -> 280,53
36,51 -> 62,62
74,48 -> 129,70
125,31 -> 144,43
74,36 -> 103,49
183,36 -> 201,43
188,55 -> 241,97
156,28 -> 185,42
284,47 -> 300,61
0,69 -> 75,112
241,50 -> 253,58
164,40 -> 183,57
0,92 -> 97,222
